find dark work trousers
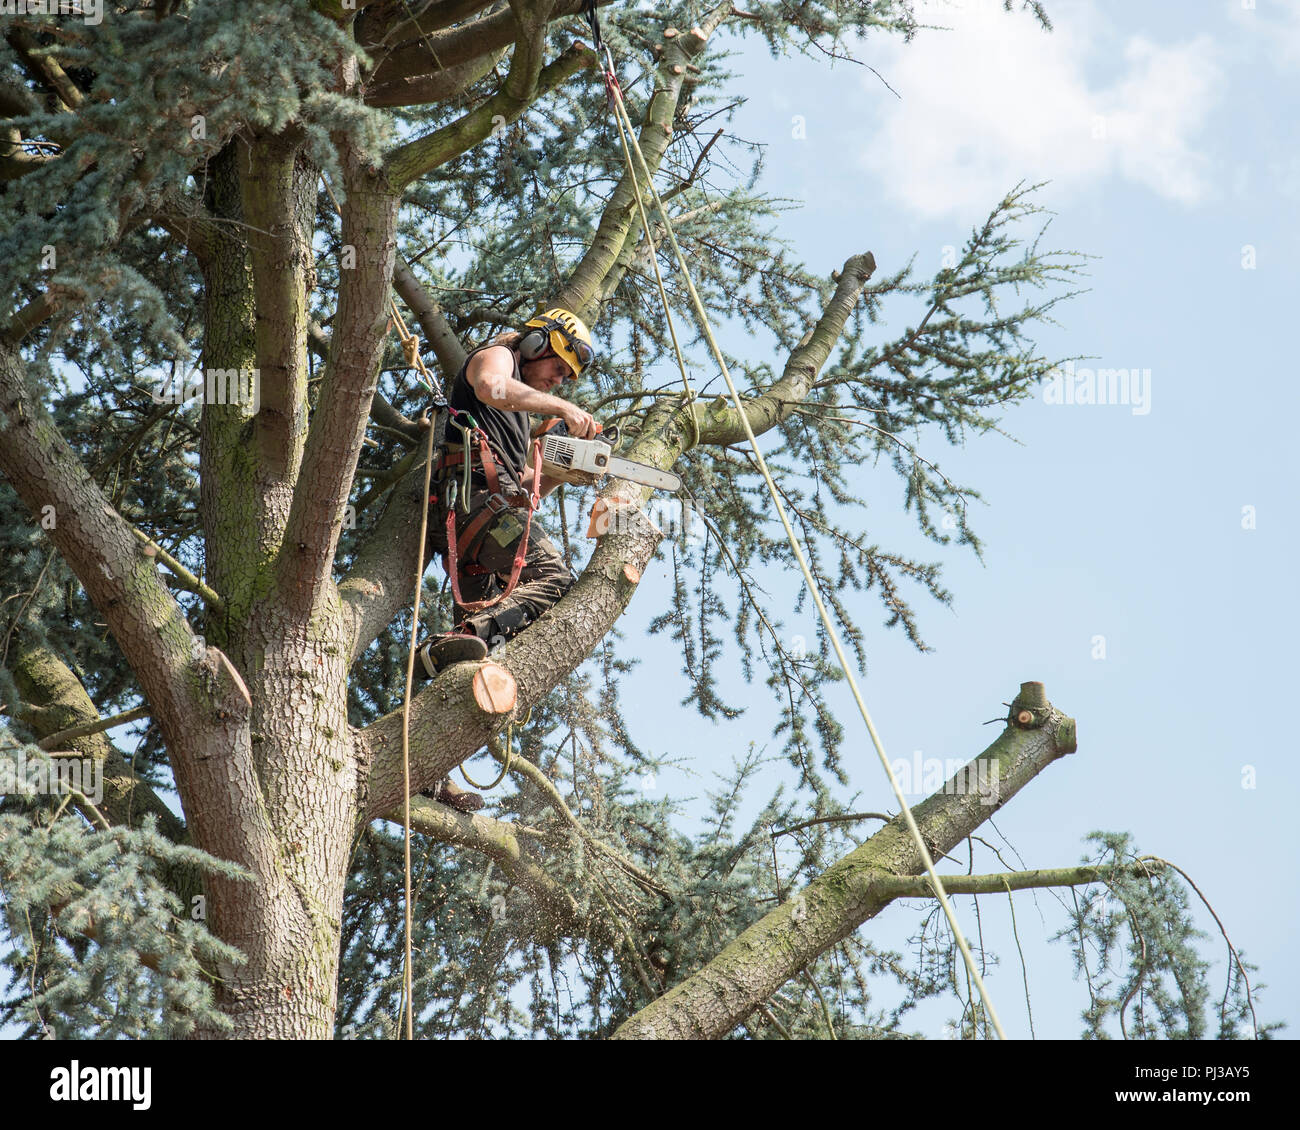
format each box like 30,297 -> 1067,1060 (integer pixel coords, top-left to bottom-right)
426,482 -> 574,645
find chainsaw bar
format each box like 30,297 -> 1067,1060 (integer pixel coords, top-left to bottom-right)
604,456 -> 682,493
539,430 -> 682,493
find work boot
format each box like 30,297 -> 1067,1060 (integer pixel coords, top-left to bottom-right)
419,776 -> 484,813
486,606 -> 531,650
416,631 -> 488,678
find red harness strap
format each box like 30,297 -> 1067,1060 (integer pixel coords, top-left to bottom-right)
443,439 -> 542,615
437,430 -> 507,496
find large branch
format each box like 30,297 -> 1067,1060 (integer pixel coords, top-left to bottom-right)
366,0 -> 606,106
366,44 -> 506,110
690,253 -> 877,446
0,340 -> 276,877
239,131 -> 314,492
10,643 -> 184,845
392,254 -> 466,379
358,0 -> 502,51
339,467 -> 428,665
0,145 -> 55,183
0,292 -> 56,346
373,12 -> 510,94
597,196 -> 725,309
553,13 -> 731,318
5,25 -> 86,113
395,797 -> 586,939
197,140 -> 265,621
385,34 -> 593,192
0,341 -> 201,757
274,150 -> 399,620
610,682 -> 1079,1039
149,191 -> 223,268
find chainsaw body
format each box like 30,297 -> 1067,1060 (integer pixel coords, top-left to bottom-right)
537,421 -> 681,493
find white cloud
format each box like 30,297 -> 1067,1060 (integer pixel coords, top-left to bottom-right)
856,0 -> 1224,219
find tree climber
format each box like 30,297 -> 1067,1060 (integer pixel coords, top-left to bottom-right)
414,310 -> 598,809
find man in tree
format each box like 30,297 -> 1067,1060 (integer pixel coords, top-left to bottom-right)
415,309 -> 600,813
418,307 -> 600,679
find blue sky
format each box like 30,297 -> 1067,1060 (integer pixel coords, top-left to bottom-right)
566,0 -> 1300,1037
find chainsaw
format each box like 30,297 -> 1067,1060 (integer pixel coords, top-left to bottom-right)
534,419 -> 681,493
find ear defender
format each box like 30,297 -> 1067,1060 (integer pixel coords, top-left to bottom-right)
518,327 -> 552,361
519,308 -> 595,378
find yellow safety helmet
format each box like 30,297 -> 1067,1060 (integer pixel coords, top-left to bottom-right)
519,307 -> 595,379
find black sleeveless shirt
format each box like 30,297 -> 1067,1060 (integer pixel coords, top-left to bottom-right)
449,343 -> 532,486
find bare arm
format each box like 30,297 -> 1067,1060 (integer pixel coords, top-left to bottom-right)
466,346 -> 597,438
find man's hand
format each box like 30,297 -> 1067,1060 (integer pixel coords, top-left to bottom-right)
558,402 -> 598,439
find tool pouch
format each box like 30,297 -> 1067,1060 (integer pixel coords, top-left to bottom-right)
486,510 -> 526,550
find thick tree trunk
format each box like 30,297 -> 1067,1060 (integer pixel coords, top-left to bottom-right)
186,132 -> 401,1038
197,601 -> 358,1039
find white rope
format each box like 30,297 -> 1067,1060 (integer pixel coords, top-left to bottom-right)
601,46 -> 1007,1039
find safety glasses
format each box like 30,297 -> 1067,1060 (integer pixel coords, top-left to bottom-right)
566,334 -> 596,370
546,319 -> 596,372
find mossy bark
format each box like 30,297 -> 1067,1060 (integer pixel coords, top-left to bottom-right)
611,684 -> 1078,1039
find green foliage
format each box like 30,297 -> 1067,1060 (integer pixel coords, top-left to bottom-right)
1,1 -> 380,335
0,728 -> 250,1038
1053,832 -> 1281,1040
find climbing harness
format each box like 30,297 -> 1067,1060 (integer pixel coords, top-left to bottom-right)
584,4 -> 1007,1038
388,303 -> 544,616
442,439 -> 542,615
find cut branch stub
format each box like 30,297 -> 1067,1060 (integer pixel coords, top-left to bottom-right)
472,662 -> 517,715
1011,679 -> 1050,727
1016,679 -> 1047,708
